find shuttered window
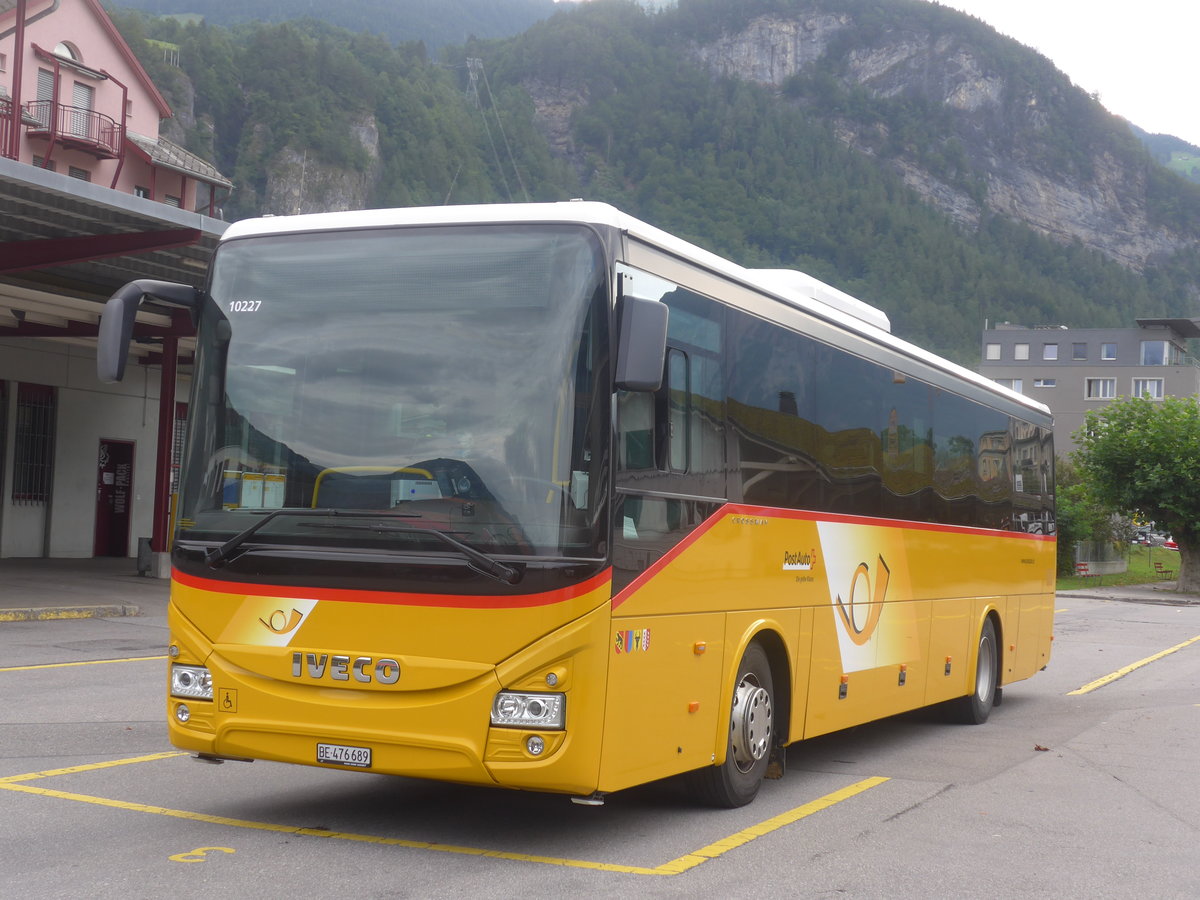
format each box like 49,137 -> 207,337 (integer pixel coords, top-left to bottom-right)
12,383 -> 55,505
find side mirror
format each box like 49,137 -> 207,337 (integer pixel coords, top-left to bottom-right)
97,279 -> 200,383
614,294 -> 669,392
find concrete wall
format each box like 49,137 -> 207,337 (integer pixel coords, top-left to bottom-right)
0,338 -> 187,559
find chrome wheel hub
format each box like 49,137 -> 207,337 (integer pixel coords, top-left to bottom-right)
730,675 -> 773,773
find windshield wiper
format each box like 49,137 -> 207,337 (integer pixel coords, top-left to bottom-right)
297,520 -> 522,585
204,508 -> 419,568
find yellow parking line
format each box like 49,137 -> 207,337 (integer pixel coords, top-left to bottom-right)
0,656 -> 166,673
0,752 -> 187,784
1068,633 -> 1200,695
655,776 -> 889,875
0,752 -> 888,875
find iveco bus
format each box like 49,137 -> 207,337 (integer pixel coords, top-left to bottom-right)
98,202 -> 1054,807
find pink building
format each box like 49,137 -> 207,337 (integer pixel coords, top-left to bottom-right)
1,0 -> 230,212
0,0 -> 227,566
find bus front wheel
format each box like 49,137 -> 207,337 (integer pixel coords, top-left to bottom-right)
949,617 -> 998,725
687,641 -> 774,808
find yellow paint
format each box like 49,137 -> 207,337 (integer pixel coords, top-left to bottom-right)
0,656 -> 166,673
0,750 -> 887,876
1068,633 -> 1200,695
0,607 -> 139,623
169,847 -> 235,863
0,752 -> 186,784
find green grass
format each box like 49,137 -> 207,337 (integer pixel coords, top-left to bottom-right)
1055,545 -> 1178,591
1167,151 -> 1200,184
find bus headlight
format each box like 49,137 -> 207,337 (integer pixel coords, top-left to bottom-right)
171,664 -> 213,700
490,691 -> 564,730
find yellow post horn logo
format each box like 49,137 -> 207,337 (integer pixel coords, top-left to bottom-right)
834,555 -> 889,646
260,608 -> 304,635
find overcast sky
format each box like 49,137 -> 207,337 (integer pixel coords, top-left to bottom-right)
938,1 -> 1199,147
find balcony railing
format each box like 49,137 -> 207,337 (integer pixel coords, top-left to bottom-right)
1,97 -> 44,159
0,102 -> 11,159
23,99 -> 123,159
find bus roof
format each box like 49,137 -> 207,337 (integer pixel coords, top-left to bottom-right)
219,201 -> 1049,419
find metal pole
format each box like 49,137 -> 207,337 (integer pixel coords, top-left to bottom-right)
151,333 -> 179,555
9,0 -> 27,160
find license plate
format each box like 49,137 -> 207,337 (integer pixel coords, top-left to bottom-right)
316,742 -> 372,768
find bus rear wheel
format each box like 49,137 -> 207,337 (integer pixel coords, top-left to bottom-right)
949,617 -> 998,725
687,641 -> 774,808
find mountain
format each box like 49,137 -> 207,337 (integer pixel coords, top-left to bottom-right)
1133,126 -> 1200,186
110,0 -> 558,50
109,0 -> 1200,363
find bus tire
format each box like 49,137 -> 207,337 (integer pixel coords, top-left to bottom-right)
949,617 -> 998,725
687,641 -> 774,808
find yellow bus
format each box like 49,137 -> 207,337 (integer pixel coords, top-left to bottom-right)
99,202 -> 1055,808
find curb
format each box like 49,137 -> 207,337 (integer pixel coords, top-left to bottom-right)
0,604 -> 142,623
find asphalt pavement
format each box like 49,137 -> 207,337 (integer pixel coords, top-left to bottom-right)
1,557 -> 1196,624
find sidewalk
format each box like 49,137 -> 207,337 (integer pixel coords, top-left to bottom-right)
0,557 -> 170,622
1053,581 -> 1200,605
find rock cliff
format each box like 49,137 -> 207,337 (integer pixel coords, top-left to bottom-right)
261,117 -> 384,215
687,12 -> 1185,273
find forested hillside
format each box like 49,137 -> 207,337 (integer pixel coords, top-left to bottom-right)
110,0 -> 558,50
1136,127 -> 1200,186
109,0 -> 1200,363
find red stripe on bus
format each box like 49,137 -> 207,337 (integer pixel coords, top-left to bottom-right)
172,567 -> 613,609
610,502 -> 1054,611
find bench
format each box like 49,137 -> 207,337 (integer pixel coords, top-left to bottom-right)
1154,560 -> 1175,580
1075,562 -> 1101,583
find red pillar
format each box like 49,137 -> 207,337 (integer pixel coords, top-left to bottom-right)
151,334 -> 179,553
9,0 -> 27,160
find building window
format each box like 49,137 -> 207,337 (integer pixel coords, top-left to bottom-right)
164,195 -> 182,208
32,155 -> 57,172
1043,343 -> 1058,360
134,185 -> 151,199
194,181 -> 214,214
67,166 -> 91,181
1072,342 -> 1087,360
1,52 -> 8,72
1085,378 -> 1116,400
1033,378 -> 1056,388
1101,342 -> 1117,360
1014,343 -> 1029,360
12,384 -> 55,505
995,378 -> 1023,393
36,67 -> 54,100
1132,378 -> 1164,400
1139,340 -> 1180,366
985,343 -> 1001,360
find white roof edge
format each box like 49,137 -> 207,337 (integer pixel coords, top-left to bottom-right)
747,268 -> 892,332
219,201 -> 1051,419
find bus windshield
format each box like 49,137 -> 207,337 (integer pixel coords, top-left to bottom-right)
176,224 -> 610,561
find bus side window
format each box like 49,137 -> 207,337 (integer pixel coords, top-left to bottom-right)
617,390 -> 655,470
658,349 -> 690,473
